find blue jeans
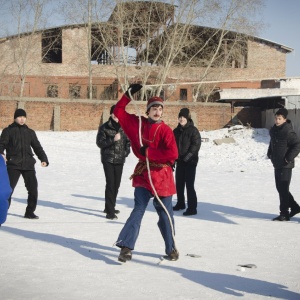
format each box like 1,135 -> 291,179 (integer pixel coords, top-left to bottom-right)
116,187 -> 175,255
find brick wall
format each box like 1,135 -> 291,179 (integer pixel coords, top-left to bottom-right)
0,97 -> 262,131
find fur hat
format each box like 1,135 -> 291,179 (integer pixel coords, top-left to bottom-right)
178,108 -> 191,120
110,105 -> 116,115
14,108 -> 27,119
146,96 -> 164,112
275,108 -> 288,119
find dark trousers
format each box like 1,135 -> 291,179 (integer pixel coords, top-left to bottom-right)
7,168 -> 38,214
102,162 -> 123,214
175,161 -> 197,211
274,168 -> 299,216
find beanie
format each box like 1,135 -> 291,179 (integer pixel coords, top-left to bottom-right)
110,105 -> 116,115
14,108 -> 27,119
178,108 -> 191,120
146,96 -> 164,112
275,108 -> 288,119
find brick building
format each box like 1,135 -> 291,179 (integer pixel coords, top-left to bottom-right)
0,2 -> 293,131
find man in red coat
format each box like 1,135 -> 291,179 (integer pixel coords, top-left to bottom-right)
114,84 -> 179,262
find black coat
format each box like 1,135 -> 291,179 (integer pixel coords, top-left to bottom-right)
173,119 -> 201,165
96,117 -> 130,164
267,120 -> 300,169
0,122 -> 49,170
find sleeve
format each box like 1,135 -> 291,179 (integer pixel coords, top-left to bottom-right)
0,128 -> 9,154
96,125 -> 114,149
183,127 -> 201,162
31,130 -> 49,165
285,131 -> 300,162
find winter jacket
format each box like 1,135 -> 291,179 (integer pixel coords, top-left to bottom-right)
96,117 -> 130,164
0,155 -> 11,224
0,122 -> 49,170
114,94 -> 178,197
267,120 -> 300,169
173,119 -> 201,165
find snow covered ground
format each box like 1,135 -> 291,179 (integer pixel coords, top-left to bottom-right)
1,126 -> 300,300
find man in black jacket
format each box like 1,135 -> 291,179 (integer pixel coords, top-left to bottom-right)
173,108 -> 201,216
267,108 -> 300,221
0,108 -> 49,219
96,105 -> 130,220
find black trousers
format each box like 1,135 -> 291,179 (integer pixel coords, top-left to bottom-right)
102,162 -> 123,214
7,168 -> 38,214
175,161 -> 197,211
274,168 -> 299,216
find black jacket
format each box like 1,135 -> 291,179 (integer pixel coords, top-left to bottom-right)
0,122 -> 49,170
173,119 -> 201,165
96,117 -> 130,164
267,120 -> 300,169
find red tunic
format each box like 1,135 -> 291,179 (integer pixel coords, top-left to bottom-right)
114,95 -> 178,196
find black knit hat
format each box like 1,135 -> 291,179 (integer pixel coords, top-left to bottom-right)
14,108 -> 27,119
178,108 -> 191,120
275,108 -> 288,119
110,105 -> 116,115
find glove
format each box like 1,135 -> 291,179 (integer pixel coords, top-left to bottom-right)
125,84 -> 143,97
140,145 -> 148,157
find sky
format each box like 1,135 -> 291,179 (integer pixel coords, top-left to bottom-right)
261,0 -> 300,77
1,126 -> 300,299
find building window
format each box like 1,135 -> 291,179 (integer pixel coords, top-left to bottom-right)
47,85 -> 58,98
69,85 -> 81,99
87,86 -> 97,99
42,28 -> 62,63
180,89 -> 187,101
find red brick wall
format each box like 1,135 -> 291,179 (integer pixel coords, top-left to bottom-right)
0,97 -> 262,131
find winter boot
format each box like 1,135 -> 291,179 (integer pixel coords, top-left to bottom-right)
173,204 -> 185,211
272,215 -> 290,221
118,247 -> 132,263
24,212 -> 39,219
106,214 -> 118,220
163,249 -> 179,261
183,209 -> 197,216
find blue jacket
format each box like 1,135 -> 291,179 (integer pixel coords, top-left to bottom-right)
0,155 -> 11,224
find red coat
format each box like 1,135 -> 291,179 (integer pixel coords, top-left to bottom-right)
114,95 -> 178,196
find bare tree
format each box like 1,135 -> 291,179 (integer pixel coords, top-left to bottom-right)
0,0 -> 57,97
88,0 -> 265,101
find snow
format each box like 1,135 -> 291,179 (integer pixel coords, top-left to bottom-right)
1,126 -> 300,300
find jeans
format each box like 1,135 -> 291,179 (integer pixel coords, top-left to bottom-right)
116,187 -> 175,255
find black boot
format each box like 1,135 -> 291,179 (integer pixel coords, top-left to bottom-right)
272,215 -> 290,221
173,204 -> 185,211
183,209 -> 197,216
24,212 -> 39,219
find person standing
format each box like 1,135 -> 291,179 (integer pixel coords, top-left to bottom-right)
96,105 -> 131,220
0,155 -> 11,225
267,108 -> 300,221
0,108 -> 49,219
173,108 -> 201,216
113,84 -> 179,262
